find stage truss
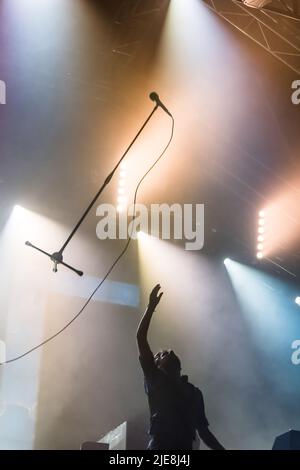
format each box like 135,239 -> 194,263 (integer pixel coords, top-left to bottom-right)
203,0 -> 300,75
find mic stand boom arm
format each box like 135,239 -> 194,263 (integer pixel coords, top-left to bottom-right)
26,103 -> 159,276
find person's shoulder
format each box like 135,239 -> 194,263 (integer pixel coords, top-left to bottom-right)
181,375 -> 204,396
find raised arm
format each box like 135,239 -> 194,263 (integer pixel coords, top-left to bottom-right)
136,284 -> 163,359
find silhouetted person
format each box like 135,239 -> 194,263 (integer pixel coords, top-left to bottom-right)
137,284 -> 225,450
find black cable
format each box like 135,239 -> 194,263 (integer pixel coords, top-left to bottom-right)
0,116 -> 174,365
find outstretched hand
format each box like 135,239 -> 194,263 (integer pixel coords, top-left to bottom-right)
148,284 -> 163,310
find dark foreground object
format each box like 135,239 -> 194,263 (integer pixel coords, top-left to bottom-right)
272,430 -> 300,450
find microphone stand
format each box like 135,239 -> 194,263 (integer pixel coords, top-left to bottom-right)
26,103 -> 159,276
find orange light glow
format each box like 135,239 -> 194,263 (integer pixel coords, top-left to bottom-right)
257,176 -> 300,257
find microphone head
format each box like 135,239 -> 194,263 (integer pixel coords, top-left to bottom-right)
149,92 -> 159,102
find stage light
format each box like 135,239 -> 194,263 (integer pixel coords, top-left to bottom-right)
224,259 -> 297,353
117,196 -> 126,204
13,204 -> 27,219
116,160 -> 129,213
137,230 -> 143,240
137,230 -> 156,241
224,258 -> 231,265
258,177 -> 300,258
256,210 -> 266,258
295,297 -> 300,306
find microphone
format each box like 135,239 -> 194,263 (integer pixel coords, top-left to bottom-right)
149,92 -> 172,117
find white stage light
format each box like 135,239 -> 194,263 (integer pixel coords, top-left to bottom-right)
256,209 -> 266,259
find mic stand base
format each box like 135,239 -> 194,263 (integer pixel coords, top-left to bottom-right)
25,241 -> 84,277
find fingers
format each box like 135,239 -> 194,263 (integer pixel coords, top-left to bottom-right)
149,284 -> 163,306
152,284 -> 161,295
156,287 -> 163,299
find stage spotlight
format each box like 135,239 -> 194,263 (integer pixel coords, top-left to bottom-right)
256,209 -> 266,259
224,259 -> 297,354
137,230 -> 158,241
117,196 -> 126,204
224,258 -> 231,265
137,230 -> 151,240
117,160 -> 128,213
295,297 -> 300,306
13,204 -> 27,217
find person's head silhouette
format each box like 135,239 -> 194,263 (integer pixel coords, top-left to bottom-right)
154,349 -> 181,377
